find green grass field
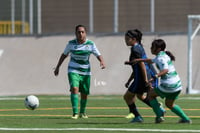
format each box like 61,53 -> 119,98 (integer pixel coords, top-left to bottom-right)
0,94 -> 199,133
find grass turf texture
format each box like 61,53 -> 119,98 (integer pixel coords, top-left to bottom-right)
0,95 -> 199,133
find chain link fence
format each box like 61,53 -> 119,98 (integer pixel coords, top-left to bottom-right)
0,0 -> 200,35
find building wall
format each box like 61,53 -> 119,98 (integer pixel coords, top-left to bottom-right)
1,35 -> 199,96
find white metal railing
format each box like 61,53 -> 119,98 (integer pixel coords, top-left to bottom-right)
187,15 -> 200,94
7,0 -> 156,35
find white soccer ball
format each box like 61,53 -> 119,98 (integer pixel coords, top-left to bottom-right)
24,95 -> 39,110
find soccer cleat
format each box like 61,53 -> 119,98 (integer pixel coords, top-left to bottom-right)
125,113 -> 135,119
178,119 -> 192,124
71,114 -> 79,119
155,117 -> 164,123
79,113 -> 88,118
130,116 -> 143,123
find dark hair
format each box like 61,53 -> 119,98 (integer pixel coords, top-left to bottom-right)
75,24 -> 87,32
125,29 -> 143,44
152,39 -> 175,61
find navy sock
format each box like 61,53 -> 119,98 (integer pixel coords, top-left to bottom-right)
128,103 -> 141,117
142,98 -> 152,107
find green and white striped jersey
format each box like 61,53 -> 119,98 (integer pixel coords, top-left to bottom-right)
152,51 -> 182,93
63,39 -> 101,75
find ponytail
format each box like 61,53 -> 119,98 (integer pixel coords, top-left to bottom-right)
152,39 -> 176,61
165,51 -> 175,61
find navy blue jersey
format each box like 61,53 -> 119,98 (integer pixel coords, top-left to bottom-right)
128,43 -> 158,94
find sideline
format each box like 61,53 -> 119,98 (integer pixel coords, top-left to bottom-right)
0,114 -> 199,118
0,106 -> 200,112
0,128 -> 200,132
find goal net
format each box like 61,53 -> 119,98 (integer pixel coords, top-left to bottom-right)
187,15 -> 200,94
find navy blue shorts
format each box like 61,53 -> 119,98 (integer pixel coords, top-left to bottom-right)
128,78 -> 158,94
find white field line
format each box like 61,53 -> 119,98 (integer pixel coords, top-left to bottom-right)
0,96 -> 200,101
0,128 -> 200,132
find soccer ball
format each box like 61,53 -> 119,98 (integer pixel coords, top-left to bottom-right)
24,95 -> 39,110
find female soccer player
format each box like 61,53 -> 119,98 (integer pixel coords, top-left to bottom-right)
54,25 -> 105,119
124,29 -> 165,123
132,39 -> 191,123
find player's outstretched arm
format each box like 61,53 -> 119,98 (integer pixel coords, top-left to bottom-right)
125,58 -> 153,65
134,58 -> 153,64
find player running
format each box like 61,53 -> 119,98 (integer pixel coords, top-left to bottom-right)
54,25 -> 105,119
132,39 -> 191,123
124,29 -> 165,123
